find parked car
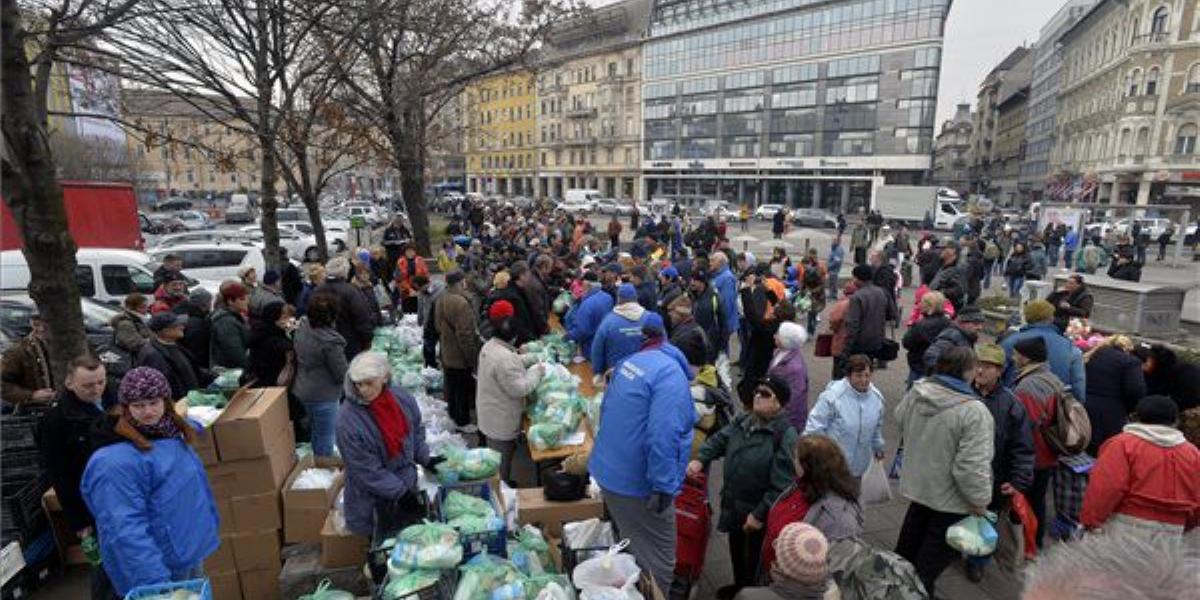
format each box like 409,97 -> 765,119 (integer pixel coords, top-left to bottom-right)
149,242 -> 273,283
556,198 -> 594,215
1,248 -> 158,305
172,210 -> 213,231
754,203 -> 785,220
238,226 -> 333,262
700,201 -> 740,222
342,202 -> 389,227
225,193 -> 256,224
792,208 -> 838,228
154,197 -> 193,212
148,214 -> 186,233
0,293 -> 120,351
150,230 -> 250,251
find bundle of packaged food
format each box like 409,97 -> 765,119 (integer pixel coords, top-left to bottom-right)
506,526 -> 555,576
385,521 -> 464,573
211,368 -> 243,390
525,365 -> 587,451
521,334 -> 578,365
442,491 -> 504,535
435,447 -> 502,484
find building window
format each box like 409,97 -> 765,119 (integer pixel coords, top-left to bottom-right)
1150,7 -> 1169,35
1128,69 -> 1142,96
1175,124 -> 1197,154
1187,64 -> 1200,93
1146,67 -> 1160,95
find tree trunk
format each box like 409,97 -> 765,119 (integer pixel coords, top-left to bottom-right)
301,191 -> 329,262
1,0 -> 89,383
394,102 -> 431,256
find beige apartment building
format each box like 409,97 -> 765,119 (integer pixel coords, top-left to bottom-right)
1056,0 -> 1200,210
970,46 -> 1030,197
932,103 -> 973,192
535,0 -> 649,201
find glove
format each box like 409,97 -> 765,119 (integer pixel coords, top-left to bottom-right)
645,492 -> 672,514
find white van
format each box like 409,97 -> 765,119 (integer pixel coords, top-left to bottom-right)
1,249 -> 159,305
226,194 -> 256,224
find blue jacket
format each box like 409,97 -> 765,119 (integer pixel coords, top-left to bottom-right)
1000,323 -> 1087,402
81,425 -> 219,596
590,347 -> 697,497
566,287 -> 614,357
712,265 -> 739,340
590,305 -> 665,375
336,382 -> 430,536
802,378 -> 887,477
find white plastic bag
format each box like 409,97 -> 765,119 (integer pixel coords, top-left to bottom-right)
573,541 -> 642,600
563,519 -> 614,550
860,458 -> 892,505
946,513 -> 999,557
292,467 -> 340,490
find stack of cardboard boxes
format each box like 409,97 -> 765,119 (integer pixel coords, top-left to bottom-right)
187,387 -> 295,600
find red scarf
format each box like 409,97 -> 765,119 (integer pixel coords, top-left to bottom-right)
367,388 -> 408,459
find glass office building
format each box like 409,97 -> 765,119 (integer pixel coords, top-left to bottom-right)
641,0 -> 952,211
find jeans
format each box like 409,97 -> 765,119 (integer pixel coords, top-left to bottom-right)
1063,249 -> 1075,268
894,502 -> 966,597
304,400 -> 339,457
1007,276 -> 1025,299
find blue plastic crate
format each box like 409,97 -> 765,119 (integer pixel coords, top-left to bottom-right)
435,481 -> 506,560
124,578 -> 212,600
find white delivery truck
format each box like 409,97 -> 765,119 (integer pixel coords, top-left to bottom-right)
873,185 -> 966,230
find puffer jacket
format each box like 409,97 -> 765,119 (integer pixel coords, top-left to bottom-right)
922,324 -> 978,374
292,318 -> 348,404
110,309 -> 151,353
1081,424 -> 1200,529
669,317 -> 709,368
590,303 -> 666,375
208,308 -> 248,369
476,337 -> 543,442
81,417 -> 219,596
566,286 -> 614,357
894,376 -> 995,514
803,379 -> 886,477
901,314 -> 951,375
590,346 -> 696,498
697,413 -> 798,532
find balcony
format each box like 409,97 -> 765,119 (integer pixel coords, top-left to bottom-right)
1132,31 -> 1170,47
564,136 -> 597,146
566,107 -> 597,119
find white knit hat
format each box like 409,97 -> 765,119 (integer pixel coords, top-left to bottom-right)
774,522 -> 829,584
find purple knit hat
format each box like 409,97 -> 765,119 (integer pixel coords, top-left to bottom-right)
118,367 -> 172,405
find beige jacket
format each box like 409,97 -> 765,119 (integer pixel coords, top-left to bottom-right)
475,337 -> 543,441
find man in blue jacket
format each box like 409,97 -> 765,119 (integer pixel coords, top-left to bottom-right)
591,284 -> 665,375
566,273 -> 614,357
710,253 -> 739,354
1000,299 -> 1086,401
590,326 -> 696,596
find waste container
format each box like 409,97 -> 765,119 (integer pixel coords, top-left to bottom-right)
1051,274 -> 1187,337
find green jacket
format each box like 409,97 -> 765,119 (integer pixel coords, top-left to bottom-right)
209,308 -> 248,369
698,413 -> 798,532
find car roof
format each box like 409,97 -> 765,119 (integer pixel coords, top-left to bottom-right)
149,242 -> 259,254
2,248 -> 155,264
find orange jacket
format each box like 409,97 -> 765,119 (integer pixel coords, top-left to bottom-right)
1081,428 -> 1200,529
393,255 -> 429,297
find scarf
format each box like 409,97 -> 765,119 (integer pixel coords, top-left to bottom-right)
131,413 -> 184,441
368,387 -> 409,459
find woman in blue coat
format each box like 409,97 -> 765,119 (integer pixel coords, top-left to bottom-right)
81,367 -> 219,597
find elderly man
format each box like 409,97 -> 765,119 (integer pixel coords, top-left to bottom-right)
150,272 -> 189,314
136,312 -> 202,400
589,326 -> 696,596
249,269 -> 286,321
709,252 -> 739,355
1,312 -> 56,405
1045,274 -> 1094,332
153,253 -> 185,290
435,271 -> 482,431
929,242 -> 967,311
1001,299 -> 1086,402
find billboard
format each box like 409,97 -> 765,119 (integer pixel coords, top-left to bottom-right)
68,65 -> 126,144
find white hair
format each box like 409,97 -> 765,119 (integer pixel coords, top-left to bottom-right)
347,351 -> 390,383
326,256 -> 351,279
776,321 -> 809,350
1022,533 -> 1198,600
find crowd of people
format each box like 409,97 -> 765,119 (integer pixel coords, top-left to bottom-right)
1,200 -> 1198,600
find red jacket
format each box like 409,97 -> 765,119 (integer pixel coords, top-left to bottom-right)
760,486 -> 810,575
393,255 -> 429,298
1081,425 -> 1200,530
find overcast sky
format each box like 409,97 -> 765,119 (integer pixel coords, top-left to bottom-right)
937,0 -> 1069,125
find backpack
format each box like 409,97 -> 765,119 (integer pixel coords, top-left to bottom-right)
1042,386 -> 1092,457
828,538 -> 928,600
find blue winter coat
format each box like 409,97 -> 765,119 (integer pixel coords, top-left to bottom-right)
336,381 -> 430,536
566,287 -> 614,357
802,378 -> 887,477
81,426 -> 219,596
590,347 -> 697,497
1000,323 -> 1087,402
712,266 -> 739,340
590,306 -> 665,375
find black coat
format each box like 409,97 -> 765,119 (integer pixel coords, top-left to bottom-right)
37,388 -> 110,532
691,286 -> 724,363
976,384 -> 1034,507
1084,346 -> 1147,456
669,317 -> 709,368
1146,358 -> 1200,412
322,278 -> 375,360
922,324 -> 978,374
1046,286 -> 1094,332
136,339 -> 201,400
173,300 -> 212,370
901,314 -> 951,375
244,321 -> 292,387
1107,260 -> 1142,282
481,286 -> 534,346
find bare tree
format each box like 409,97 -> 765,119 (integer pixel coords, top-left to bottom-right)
2,0 -> 140,382
318,0 -> 577,255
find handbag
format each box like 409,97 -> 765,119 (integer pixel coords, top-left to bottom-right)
543,471 -> 587,502
873,338 -> 900,362
814,333 -> 834,357
276,350 -> 297,387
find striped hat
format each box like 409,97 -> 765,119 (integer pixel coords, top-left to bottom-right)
774,522 -> 829,584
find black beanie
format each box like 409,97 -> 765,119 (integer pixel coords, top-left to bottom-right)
1013,336 -> 1047,363
851,264 -> 874,282
757,376 -> 792,407
1135,395 -> 1178,426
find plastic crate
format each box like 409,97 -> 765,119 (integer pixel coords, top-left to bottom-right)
0,452 -> 40,486
367,491 -> 434,585
0,479 -> 47,548
124,578 -> 212,600
373,568 -> 456,600
435,482 -> 506,560
0,417 -> 39,453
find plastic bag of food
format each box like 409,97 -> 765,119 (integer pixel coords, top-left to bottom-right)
563,519 -> 614,551
447,514 -> 504,535
388,521 -> 463,571
437,447 -> 501,483
298,579 -> 356,600
443,491 -> 497,521
291,467 -> 340,491
526,576 -> 574,600
452,554 -> 524,600
945,513 -> 999,557
184,389 -> 228,408
213,369 -> 243,389
573,542 -> 641,600
527,422 -> 567,451
382,570 -> 441,600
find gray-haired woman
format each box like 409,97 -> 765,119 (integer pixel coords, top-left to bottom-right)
336,352 -> 439,548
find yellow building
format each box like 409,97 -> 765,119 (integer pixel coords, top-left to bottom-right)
123,90 -> 275,199
464,69 -> 538,196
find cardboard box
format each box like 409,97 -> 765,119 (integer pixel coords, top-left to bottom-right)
174,399 -> 219,466
204,535 -> 235,573
213,387 -> 290,462
214,497 -> 234,534
206,428 -> 296,499
209,570 -> 242,600
230,529 -> 282,572
232,491 -> 283,532
319,513 -> 368,569
516,488 -> 604,538
239,566 -> 282,600
283,455 -> 343,544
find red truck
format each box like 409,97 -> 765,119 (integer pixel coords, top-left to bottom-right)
1,181 -> 144,251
